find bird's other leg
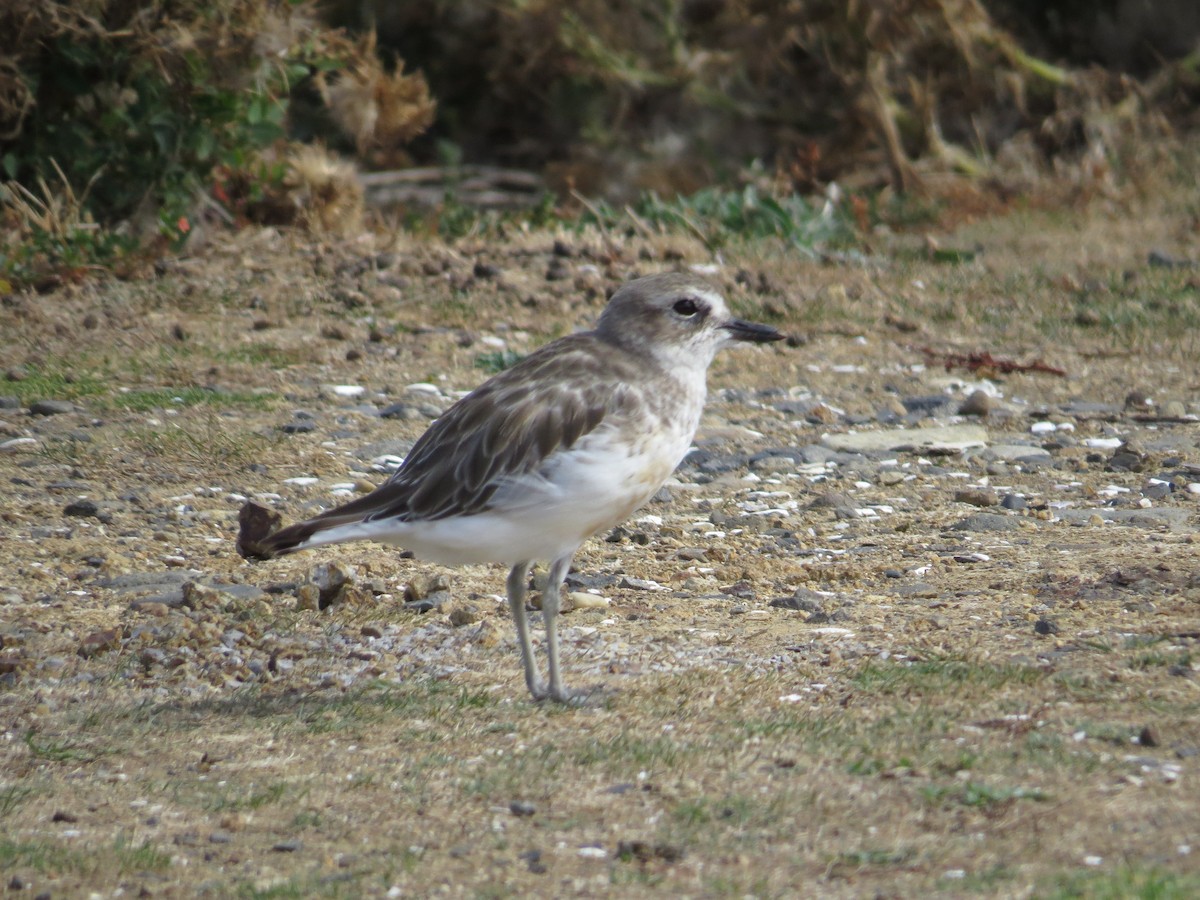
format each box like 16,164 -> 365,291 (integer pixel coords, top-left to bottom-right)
506,561 -> 545,700
542,553 -> 575,704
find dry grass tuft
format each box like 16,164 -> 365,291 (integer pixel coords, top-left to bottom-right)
322,32 -> 437,166
283,145 -> 365,235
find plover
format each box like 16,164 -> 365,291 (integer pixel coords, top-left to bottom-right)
238,271 -> 784,702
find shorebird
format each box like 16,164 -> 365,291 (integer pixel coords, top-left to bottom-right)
238,271 -> 784,702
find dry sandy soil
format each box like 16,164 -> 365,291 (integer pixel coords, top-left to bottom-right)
2,174 -> 1199,897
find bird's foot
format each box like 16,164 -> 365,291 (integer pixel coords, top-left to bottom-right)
530,683 -> 615,708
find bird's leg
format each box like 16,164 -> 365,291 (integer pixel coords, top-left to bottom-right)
506,561 -> 546,700
542,554 -> 575,703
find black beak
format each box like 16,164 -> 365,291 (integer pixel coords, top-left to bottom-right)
722,318 -> 786,343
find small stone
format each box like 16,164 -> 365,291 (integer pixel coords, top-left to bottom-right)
1143,481 -> 1171,500
281,420 -> 317,434
30,399 -> 74,416
447,603 -> 482,627
1138,725 -> 1160,748
806,403 -> 838,425
521,849 -> 547,874
379,402 -> 421,420
1001,493 -> 1027,511
567,591 -> 609,609
1109,443 -> 1149,472
311,561 -> 356,609
52,810 -> 79,823
63,498 -> 101,518
769,593 -> 823,613
751,455 -> 796,474
509,800 -> 536,817
272,839 -> 302,852
78,628 -> 121,657
295,583 -> 320,611
619,576 -> 665,592
950,513 -> 1022,532
808,491 -> 851,509
361,624 -> 385,639
1124,390 -> 1153,411
209,831 -> 233,844
957,390 -> 994,416
1034,618 -> 1059,636
955,488 -> 998,507
405,573 -> 451,603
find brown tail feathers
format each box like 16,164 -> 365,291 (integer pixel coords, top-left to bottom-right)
236,502 -> 319,560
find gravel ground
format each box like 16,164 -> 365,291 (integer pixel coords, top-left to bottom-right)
1,197 -> 1198,896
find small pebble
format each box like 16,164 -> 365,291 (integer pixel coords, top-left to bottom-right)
1034,618 -> 1059,636
954,488 -> 998,507
30,399 -> 75,416
957,390 -> 993,416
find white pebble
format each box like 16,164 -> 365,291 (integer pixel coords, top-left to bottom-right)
0,437 -> 39,453
1030,421 -> 1057,434
284,477 -> 320,486
331,384 -> 365,397
1085,437 -> 1124,449
405,382 -> 442,395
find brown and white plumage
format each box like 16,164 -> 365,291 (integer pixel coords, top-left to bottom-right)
238,271 -> 784,702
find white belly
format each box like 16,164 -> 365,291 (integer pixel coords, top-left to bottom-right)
331,415 -> 695,565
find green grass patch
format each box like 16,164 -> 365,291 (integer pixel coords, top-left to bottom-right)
578,186 -> 856,254
474,350 -> 524,374
0,836 -> 169,877
850,656 -> 1046,695
0,784 -> 35,816
207,780 -> 292,813
0,840 -> 84,875
1,366 -> 106,403
921,781 -> 1049,809
572,733 -> 685,770
24,731 -> 102,763
1045,865 -> 1200,899
214,343 -> 309,367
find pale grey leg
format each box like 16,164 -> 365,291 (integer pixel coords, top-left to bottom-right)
542,554 -> 575,704
506,561 -> 545,700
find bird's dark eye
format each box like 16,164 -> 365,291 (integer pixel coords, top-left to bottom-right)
673,297 -> 700,316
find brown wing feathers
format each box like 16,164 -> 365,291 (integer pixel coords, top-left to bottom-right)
238,337 -> 633,559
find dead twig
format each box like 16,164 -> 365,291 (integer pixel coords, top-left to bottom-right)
918,347 -> 1067,377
